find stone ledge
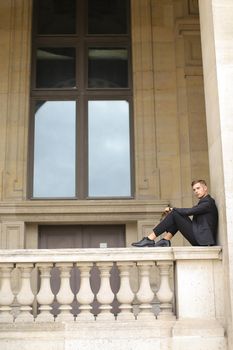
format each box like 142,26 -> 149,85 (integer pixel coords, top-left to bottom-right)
0,199 -> 168,222
0,318 -> 223,337
0,247 -> 222,263
0,319 -> 226,350
0,319 -> 174,336
173,246 -> 222,260
0,200 -> 168,212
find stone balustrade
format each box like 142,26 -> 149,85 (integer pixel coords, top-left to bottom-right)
0,247 -> 222,323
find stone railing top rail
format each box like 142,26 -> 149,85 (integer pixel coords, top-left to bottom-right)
0,247 -> 222,263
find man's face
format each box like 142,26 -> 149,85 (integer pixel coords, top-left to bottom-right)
192,182 -> 208,199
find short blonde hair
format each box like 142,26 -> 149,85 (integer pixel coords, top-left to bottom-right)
191,179 -> 207,187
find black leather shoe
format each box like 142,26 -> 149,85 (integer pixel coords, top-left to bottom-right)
154,239 -> 171,247
131,237 -> 155,247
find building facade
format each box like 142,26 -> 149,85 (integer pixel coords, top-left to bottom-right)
0,0 -> 232,349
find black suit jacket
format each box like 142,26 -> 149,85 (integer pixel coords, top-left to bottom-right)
174,195 -> 218,245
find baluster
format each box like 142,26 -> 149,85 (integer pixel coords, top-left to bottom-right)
0,263 -> 15,322
76,262 -> 95,321
116,262 -> 135,320
156,261 -> 175,319
96,262 -> 115,320
15,263 -> 34,322
136,262 -> 155,320
55,263 -> 74,321
36,263 -> 54,322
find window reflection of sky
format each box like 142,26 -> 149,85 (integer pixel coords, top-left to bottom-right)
33,101 -> 76,197
88,100 -> 131,197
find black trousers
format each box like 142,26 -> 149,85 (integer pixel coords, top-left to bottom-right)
153,210 -> 199,246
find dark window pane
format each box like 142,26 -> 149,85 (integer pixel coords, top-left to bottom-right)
36,48 -> 76,88
37,0 -> 76,34
88,48 -> 128,88
33,101 -> 76,198
88,100 -> 131,197
88,0 -> 128,34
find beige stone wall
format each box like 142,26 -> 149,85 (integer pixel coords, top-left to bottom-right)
0,0 -> 209,247
132,0 -> 209,205
131,0 -> 209,245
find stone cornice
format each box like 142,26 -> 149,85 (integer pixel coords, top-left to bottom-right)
0,199 -> 168,222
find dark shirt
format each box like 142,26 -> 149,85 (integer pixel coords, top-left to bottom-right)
173,195 -> 218,245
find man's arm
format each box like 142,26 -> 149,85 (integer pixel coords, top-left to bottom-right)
173,199 -> 210,216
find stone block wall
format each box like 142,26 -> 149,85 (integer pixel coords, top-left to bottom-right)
0,0 -> 209,247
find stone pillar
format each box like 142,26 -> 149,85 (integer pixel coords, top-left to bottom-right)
55,263 -> 74,322
131,0 -> 159,199
199,0 -> 233,346
15,263 -> 34,322
156,261 -> 174,319
36,263 -> 54,322
175,259 -> 216,320
0,222 -> 26,319
136,262 -> 155,320
0,264 -> 15,323
76,262 -> 95,321
96,262 -> 115,320
173,247 -> 225,349
0,0 -> 32,200
116,262 -> 135,320
151,0 -> 182,203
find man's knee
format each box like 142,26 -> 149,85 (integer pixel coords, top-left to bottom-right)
171,210 -> 181,218
171,210 -> 192,226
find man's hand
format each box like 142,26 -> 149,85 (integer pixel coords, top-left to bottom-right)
160,207 -> 173,221
164,206 -> 173,213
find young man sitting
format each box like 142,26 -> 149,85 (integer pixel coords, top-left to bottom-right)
132,180 -> 218,247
